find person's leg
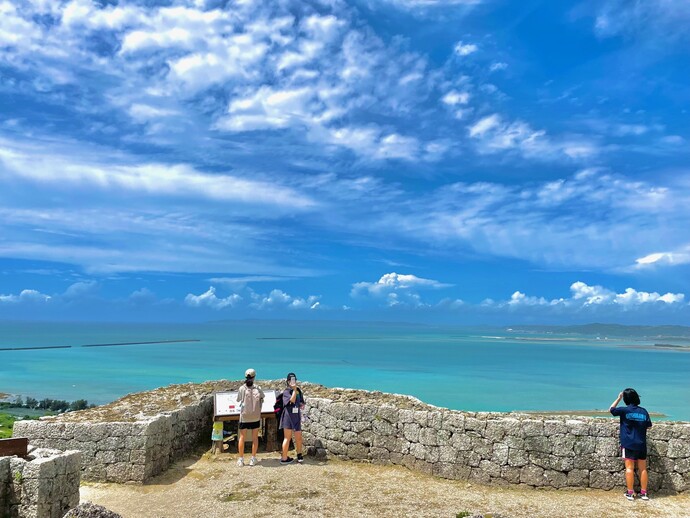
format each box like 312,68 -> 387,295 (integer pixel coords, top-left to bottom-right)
624,459 -> 635,493
251,427 -> 259,457
238,428 -> 245,458
637,459 -> 648,493
282,428 -> 293,460
295,431 -> 303,455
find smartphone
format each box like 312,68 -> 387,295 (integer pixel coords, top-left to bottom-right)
289,376 -> 296,387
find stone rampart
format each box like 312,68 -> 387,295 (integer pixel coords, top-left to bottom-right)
11,381 -> 690,492
0,447 -> 80,518
301,395 -> 690,493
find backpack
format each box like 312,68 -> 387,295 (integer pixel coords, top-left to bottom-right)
239,384 -> 263,423
273,390 -> 284,421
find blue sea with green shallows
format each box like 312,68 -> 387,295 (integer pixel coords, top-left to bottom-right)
1,320 -> 689,421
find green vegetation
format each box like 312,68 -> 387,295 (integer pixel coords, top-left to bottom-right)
0,412 -> 16,439
1,396 -> 92,413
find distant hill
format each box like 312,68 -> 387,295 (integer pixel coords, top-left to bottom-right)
507,323 -> 690,339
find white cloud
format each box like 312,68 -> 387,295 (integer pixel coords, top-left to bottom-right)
489,62 -> 508,72
250,289 -> 320,310
592,0 -> 690,41
634,245 -> 690,269
454,41 -> 478,56
0,289 -> 51,304
467,113 -> 599,161
351,272 -> 451,306
506,281 -> 685,308
185,286 -> 242,310
0,137 -> 315,209
442,90 -> 470,106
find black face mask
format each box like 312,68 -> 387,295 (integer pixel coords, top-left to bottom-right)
246,379 -> 254,387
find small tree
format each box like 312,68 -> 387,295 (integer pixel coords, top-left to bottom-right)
25,397 -> 38,409
13,395 -> 24,407
69,399 -> 89,411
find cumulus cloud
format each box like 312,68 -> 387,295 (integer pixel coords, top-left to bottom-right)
489,62 -> 508,72
250,289 -> 320,310
185,286 -> 242,310
503,281 -> 685,308
351,272 -> 451,307
0,289 -> 51,304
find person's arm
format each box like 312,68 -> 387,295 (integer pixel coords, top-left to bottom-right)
290,386 -> 298,404
646,411 -> 653,428
609,391 -> 624,415
236,386 -> 243,403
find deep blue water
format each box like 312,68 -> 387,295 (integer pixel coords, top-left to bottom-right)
1,320 -> 688,421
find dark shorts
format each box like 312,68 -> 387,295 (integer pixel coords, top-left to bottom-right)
239,421 -> 260,430
622,447 -> 647,461
280,409 -> 302,432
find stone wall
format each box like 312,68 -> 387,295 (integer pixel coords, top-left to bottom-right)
301,396 -> 690,493
10,381 -> 690,492
13,401 -> 214,484
0,447 -> 80,518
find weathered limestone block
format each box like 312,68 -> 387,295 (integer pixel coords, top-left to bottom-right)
668,439 -> 690,458
402,423 -> 420,443
594,437 -> 618,456
478,460 -> 501,478
369,447 -> 390,463
530,452 -> 573,472
551,434 -> 576,456
543,420 -> 567,436
565,419 -> 589,436
433,462 -> 470,480
507,448 -> 529,468
521,420 -> 544,438
464,417 -> 486,434
589,470 -> 618,490
524,435 -> 551,454
346,444 -> 369,460
376,406 -> 399,424
450,433 -> 472,451
500,466 -> 521,484
566,469 -> 589,487
520,465 -> 546,487
485,421 -> 507,442
491,443 -> 509,466
441,412 -> 464,432
470,437 -> 493,458
572,436 -> 597,455
413,411 -> 429,427
417,427 -> 437,446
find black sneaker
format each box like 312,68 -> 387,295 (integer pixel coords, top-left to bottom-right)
625,492 -> 634,501
297,453 -> 304,463
280,457 -> 294,465
639,492 -> 649,501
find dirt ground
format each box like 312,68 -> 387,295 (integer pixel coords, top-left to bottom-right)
80,451 -> 690,518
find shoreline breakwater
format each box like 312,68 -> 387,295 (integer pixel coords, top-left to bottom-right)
10,380 -> 690,492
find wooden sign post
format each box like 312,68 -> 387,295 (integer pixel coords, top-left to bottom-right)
212,390 -> 279,454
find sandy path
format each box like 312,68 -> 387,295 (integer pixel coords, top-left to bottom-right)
80,452 -> 690,518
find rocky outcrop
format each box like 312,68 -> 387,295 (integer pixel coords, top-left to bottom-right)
63,502 -> 122,518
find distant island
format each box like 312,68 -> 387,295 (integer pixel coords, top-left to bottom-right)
507,323 -> 690,340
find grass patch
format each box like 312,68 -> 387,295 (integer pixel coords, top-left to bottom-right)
0,412 -> 17,439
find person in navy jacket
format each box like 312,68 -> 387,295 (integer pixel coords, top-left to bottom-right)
610,388 -> 652,501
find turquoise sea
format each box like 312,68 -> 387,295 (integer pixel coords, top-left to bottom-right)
1,320 -> 689,421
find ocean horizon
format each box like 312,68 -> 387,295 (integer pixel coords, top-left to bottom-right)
2,319 -> 689,421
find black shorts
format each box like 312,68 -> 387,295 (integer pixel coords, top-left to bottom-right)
622,447 -> 647,461
239,421 -> 260,430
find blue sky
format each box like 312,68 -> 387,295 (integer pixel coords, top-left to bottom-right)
0,0 -> 689,324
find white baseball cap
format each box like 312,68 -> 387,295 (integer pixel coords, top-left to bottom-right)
245,368 -> 256,378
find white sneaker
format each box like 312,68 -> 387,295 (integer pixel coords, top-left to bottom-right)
237,458 -> 244,467
249,456 -> 257,466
